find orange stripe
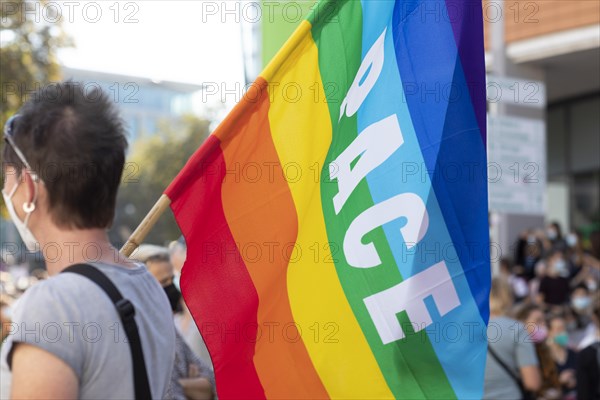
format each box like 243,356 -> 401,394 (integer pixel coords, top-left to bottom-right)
217,79 -> 329,399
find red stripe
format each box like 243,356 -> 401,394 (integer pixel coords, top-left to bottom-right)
168,135 -> 266,399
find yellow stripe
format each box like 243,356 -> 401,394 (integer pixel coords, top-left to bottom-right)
264,21 -> 394,399
262,19 -> 312,82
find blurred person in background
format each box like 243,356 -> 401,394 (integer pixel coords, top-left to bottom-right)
515,304 -> 562,399
547,222 -> 568,253
0,295 -> 13,345
484,278 -> 541,399
169,238 -> 187,281
570,253 -> 600,294
589,230 -> 600,261
547,315 -> 577,399
567,285 -> 597,350
169,239 -> 212,367
529,260 -> 547,305
0,295 -> 13,399
0,82 -> 175,399
575,306 -> 600,400
537,251 -> 571,309
499,257 -> 529,302
29,268 -> 48,281
515,229 -> 544,281
565,231 -> 585,278
134,244 -> 215,400
569,262 -> 590,290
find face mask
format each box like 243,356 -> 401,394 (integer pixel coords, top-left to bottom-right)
531,326 -> 548,343
566,233 -> 578,247
547,229 -> 557,240
554,259 -> 569,277
572,296 -> 591,311
553,332 -> 569,347
2,182 -> 39,252
163,283 -> 183,313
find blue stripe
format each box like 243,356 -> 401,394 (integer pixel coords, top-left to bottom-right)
392,0 -> 491,323
357,0 -> 489,398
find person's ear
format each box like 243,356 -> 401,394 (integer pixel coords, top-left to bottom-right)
21,170 -> 38,212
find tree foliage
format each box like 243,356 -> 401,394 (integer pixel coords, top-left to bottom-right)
1,0 -> 71,219
111,116 -> 211,247
1,0 -> 72,121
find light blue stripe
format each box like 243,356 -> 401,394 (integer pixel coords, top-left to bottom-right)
358,1 -> 486,398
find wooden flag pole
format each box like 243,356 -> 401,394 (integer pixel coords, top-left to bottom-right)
120,194 -> 172,257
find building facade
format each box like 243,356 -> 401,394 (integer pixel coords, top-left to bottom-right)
483,0 -> 599,250
62,67 -> 204,143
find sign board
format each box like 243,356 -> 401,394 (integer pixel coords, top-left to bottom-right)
488,115 -> 546,215
487,75 -> 546,109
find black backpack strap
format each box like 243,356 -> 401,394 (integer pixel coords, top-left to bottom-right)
62,264 -> 151,400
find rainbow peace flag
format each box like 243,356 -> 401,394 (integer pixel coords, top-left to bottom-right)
166,0 -> 490,398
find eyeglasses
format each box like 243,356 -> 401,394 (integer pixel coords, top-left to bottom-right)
4,114 -> 34,172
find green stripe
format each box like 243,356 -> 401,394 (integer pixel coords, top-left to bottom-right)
311,1 -> 456,398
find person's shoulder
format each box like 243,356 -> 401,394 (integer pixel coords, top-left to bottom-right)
490,316 -> 530,344
23,272 -> 123,309
14,271 -> 118,322
88,261 -> 150,283
16,273 -> 89,305
490,315 -> 522,328
90,262 -> 165,297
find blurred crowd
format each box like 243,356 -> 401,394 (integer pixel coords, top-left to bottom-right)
1,267 -> 47,346
2,222 -> 598,400
1,239 -> 215,400
486,222 -> 600,400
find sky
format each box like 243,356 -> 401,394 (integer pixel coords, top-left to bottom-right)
56,1 -> 247,93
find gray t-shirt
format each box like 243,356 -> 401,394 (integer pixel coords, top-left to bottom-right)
483,316 -> 539,400
1,262 -> 175,399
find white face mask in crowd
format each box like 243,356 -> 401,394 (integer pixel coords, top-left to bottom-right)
571,296 -> 591,311
1,180 -> 39,252
554,258 -> 569,277
546,228 -> 558,240
566,233 -> 578,247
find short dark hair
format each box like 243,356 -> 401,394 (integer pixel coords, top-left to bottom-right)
2,81 -> 127,229
572,284 -> 590,295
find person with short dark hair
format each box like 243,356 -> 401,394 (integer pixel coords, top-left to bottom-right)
0,82 -> 175,399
